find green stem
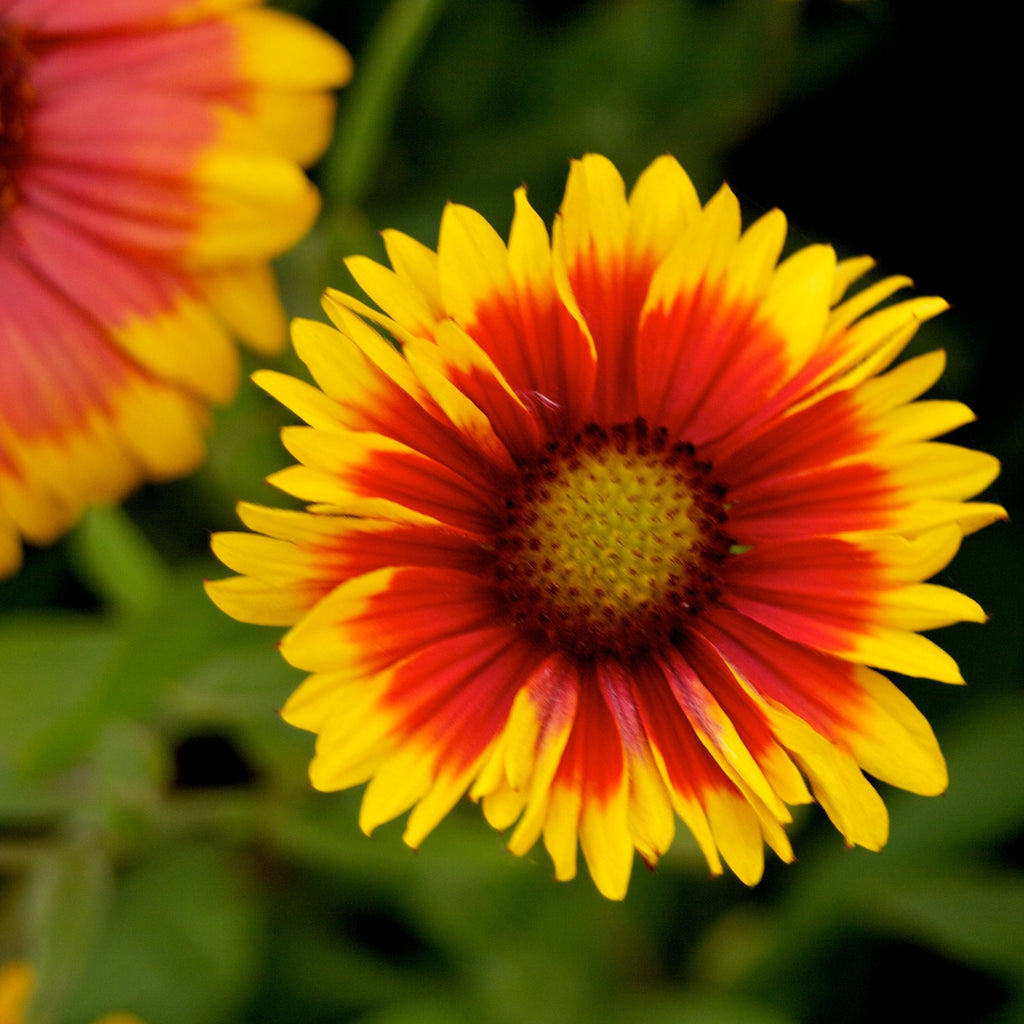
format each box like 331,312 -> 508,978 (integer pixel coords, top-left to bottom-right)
325,0 -> 449,208
67,505 -> 171,618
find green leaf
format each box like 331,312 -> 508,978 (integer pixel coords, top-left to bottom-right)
613,990 -> 797,1024
0,614 -> 121,780
64,844 -> 263,1024
872,869 -> 1024,984
24,841 -> 115,1024
13,572 -> 263,778
882,691 -> 1024,861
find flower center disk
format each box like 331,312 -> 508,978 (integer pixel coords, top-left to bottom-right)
0,21 -> 34,219
493,418 -> 731,657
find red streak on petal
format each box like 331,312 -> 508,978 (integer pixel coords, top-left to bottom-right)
8,0 -> 226,36
343,568 -> 501,679
348,448 -> 502,537
524,651 -> 580,740
27,166 -> 197,256
28,18 -> 243,106
630,655 -> 725,800
595,657 -> 648,754
384,627 -> 541,773
702,609 -> 864,739
727,593 -> 862,657
0,249 -> 130,441
551,662 -> 626,806
727,459 -> 896,543
336,346 -> 512,494
426,342 -> 541,462
466,284 -> 595,434
11,203 -> 190,328
713,388 -> 874,490
638,282 -> 789,447
567,250 -> 654,423
1,20 -> 33,216
31,91 -> 217,180
306,523 -> 490,594
677,632 -> 784,765
723,539 -> 883,629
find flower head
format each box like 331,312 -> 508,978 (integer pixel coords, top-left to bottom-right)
0,0 -> 351,576
208,154 -> 1006,899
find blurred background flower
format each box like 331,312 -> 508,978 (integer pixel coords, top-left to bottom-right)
0,0 -> 350,577
1,1 -> 1019,1023
0,961 -> 142,1024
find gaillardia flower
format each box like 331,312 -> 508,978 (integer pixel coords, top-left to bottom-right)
208,155 -> 1005,899
0,0 -> 351,576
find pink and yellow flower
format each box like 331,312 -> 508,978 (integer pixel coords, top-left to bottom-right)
0,0 -> 351,576
208,154 -> 1005,899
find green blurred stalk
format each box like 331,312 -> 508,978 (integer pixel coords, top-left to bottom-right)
325,0 -> 448,208
68,505 -> 170,618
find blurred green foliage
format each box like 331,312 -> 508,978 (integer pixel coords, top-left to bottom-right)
1,1 -> 1019,1022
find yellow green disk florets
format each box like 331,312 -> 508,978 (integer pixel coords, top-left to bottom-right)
492,418 -> 732,657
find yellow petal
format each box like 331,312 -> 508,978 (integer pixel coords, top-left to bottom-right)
627,153 -> 701,259
727,207 -> 788,305
843,668 -> 948,796
204,574 -> 309,626
559,153 -> 631,266
768,703 -> 889,851
360,745 -> 434,835
508,187 -> 554,294
506,679 -> 580,857
346,255 -> 440,339
579,777 -> 634,901
854,347 -> 947,415
232,89 -> 340,167
829,255 -> 876,305
197,262 -> 287,354
233,8 -> 353,89
881,442 -> 1002,503
625,746 -> 676,865
405,753 -> 489,848
875,400 -> 975,447
660,183 -> 743,299
761,243 -> 836,372
877,582 -> 986,631
114,294 -> 239,404
645,739 -> 723,876
846,624 -> 965,684
480,777 -> 529,831
703,787 -> 765,886
189,151 -> 320,264
383,229 -> 444,316
253,368 -> 344,430
438,202 -> 513,326
278,567 -> 397,672
543,782 -> 582,883
827,273 -> 912,334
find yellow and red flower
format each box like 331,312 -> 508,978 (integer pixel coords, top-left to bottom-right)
208,154 -> 1005,899
0,0 -> 351,576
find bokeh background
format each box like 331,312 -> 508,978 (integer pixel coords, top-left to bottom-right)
1,1 -> 1020,1021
